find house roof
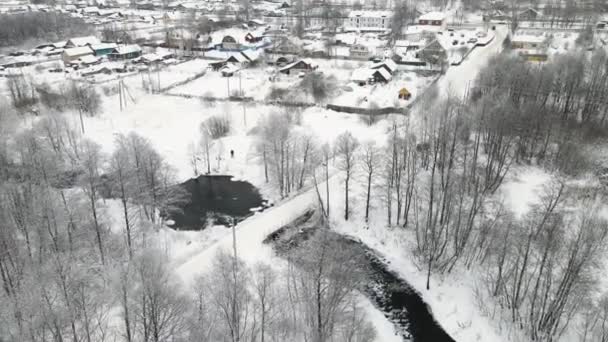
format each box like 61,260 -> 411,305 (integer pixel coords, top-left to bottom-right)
63,46 -> 93,57
348,10 -> 392,18
519,7 -> 541,16
370,59 -> 397,73
67,36 -> 101,47
372,68 -> 392,81
81,65 -> 110,76
83,6 -> 100,13
113,44 -> 142,55
79,55 -> 99,64
279,59 -> 316,72
141,53 -> 162,62
351,68 -> 373,82
227,53 -> 248,63
221,63 -> 239,73
249,19 -> 265,26
241,49 -> 261,62
512,34 -> 546,44
419,11 -> 447,21
91,43 -> 118,51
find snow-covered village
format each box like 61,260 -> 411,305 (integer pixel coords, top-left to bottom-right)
2,0 -> 608,341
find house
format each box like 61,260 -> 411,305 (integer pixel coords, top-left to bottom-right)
419,39 -> 447,57
139,53 -> 163,64
245,32 -> 264,43
221,64 -> 239,77
511,34 -> 546,49
346,11 -> 392,32
483,9 -> 509,22
371,68 -> 392,83
221,35 -> 241,50
79,55 -> 100,66
417,39 -> 448,68
1,56 -> 36,69
518,7 -> 540,20
65,36 -> 101,48
210,60 -> 228,71
241,50 -> 261,63
398,87 -> 411,100
351,68 -> 373,86
109,45 -> 142,60
279,59 -> 317,75
91,43 -> 118,57
81,65 -> 111,77
268,37 -> 301,55
275,55 -> 294,66
226,53 -> 249,64
350,44 -> 371,60
82,6 -> 101,15
519,50 -> 548,62
370,59 -> 397,75
62,46 -> 94,64
418,11 -> 447,27
247,19 -> 266,27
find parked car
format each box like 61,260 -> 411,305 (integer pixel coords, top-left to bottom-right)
468,38 -> 478,44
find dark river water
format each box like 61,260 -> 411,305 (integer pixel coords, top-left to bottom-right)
265,211 -> 456,342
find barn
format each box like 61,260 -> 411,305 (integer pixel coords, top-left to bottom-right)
279,59 -> 317,75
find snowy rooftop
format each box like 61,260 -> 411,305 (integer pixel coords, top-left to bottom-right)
63,46 -> 93,57
348,10 -> 392,18
113,44 -> 142,55
67,36 -> 101,47
351,68 -> 373,82
512,34 -> 546,44
419,11 -> 447,21
79,55 -> 99,64
91,43 -> 118,51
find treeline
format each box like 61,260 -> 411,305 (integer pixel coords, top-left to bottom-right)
0,12 -> 93,47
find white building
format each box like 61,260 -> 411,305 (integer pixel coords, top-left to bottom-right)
346,11 -> 392,32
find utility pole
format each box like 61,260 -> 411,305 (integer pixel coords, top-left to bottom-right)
239,72 -> 246,127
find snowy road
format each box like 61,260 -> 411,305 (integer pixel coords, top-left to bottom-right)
438,26 -> 508,99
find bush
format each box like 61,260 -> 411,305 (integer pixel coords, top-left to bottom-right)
67,83 -> 101,117
202,115 -> 231,140
36,83 -> 66,111
266,86 -> 290,101
299,72 -> 337,103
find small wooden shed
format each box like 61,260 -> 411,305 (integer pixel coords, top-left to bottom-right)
398,87 -> 411,100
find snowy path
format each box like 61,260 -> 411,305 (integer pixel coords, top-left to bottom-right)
175,179 -> 330,285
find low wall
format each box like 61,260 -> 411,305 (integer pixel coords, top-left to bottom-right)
326,104 -> 407,115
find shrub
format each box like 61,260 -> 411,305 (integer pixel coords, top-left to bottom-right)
202,115 -> 231,139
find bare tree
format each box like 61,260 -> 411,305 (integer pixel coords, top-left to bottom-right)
361,141 -> 378,223
134,249 -> 188,342
77,139 -> 106,265
335,132 -> 359,221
